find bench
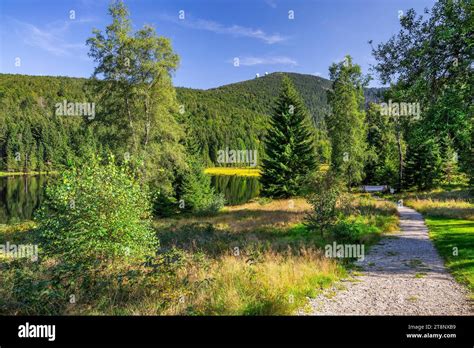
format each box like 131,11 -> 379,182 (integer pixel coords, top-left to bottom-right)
361,185 -> 390,193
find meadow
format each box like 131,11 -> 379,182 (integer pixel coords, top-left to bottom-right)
0,195 -> 398,315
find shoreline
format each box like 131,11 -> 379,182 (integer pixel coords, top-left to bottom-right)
0,171 -> 58,178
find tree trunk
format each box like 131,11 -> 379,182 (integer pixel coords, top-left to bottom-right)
396,129 -> 403,191
144,97 -> 150,148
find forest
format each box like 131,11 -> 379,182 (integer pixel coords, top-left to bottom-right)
0,0 -> 472,318
0,71 -> 384,170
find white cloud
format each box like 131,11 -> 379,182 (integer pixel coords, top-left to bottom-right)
158,14 -> 287,44
235,56 -> 297,66
11,18 -> 91,57
264,0 -> 277,9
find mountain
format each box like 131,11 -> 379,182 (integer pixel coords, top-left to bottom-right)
175,72 -> 385,164
0,72 -> 385,170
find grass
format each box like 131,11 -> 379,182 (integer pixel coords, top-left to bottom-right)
405,199 -> 474,220
425,218 -> 474,296
404,189 -> 474,297
0,195 -> 399,315
155,198 -> 311,233
150,196 -> 398,314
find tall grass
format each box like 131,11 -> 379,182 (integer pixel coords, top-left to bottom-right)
405,198 -> 474,220
0,196 -> 398,315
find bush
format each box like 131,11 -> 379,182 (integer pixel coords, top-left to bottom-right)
305,173 -> 344,236
35,156 -> 158,266
331,219 -> 379,244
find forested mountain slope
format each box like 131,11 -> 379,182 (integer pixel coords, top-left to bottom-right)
0,72 -> 384,170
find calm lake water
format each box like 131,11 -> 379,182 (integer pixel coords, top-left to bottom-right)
0,175 -> 49,224
210,175 -> 260,205
0,174 -> 260,223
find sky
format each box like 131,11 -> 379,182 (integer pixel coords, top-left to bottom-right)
0,0 -> 436,89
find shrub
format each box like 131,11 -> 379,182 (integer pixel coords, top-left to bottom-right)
305,173 -> 344,236
35,156 -> 158,266
331,218 -> 379,244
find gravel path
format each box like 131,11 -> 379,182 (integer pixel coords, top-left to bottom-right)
306,205 -> 472,315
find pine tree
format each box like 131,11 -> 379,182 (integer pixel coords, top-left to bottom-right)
404,131 -> 443,190
469,123 -> 474,190
363,102 -> 399,186
260,76 -> 317,197
441,136 -> 459,186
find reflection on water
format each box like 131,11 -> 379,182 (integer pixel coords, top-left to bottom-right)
210,175 -> 260,205
0,176 -> 49,224
0,174 -> 259,223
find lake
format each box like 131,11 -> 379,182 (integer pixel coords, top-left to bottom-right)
0,175 -> 49,224
210,175 -> 260,205
0,174 -> 260,223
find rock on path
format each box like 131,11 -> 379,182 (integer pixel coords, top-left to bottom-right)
306,206 -> 472,315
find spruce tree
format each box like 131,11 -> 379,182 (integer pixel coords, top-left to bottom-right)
404,130 -> 443,190
468,123 -> 474,190
260,76 -> 317,197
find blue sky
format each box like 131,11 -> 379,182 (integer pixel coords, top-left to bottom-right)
0,0 -> 435,89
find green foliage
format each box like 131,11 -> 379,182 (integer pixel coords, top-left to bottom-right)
372,0 -> 473,188
326,56 -> 368,188
0,74 -> 95,172
36,156 -> 158,266
260,77 -> 318,197
86,0 -> 186,195
0,71 -> 382,174
441,136 -> 464,186
180,157 -> 225,215
469,125 -> 474,190
175,72 -> 383,168
363,103 -> 399,186
404,130 -> 443,190
305,173 -> 344,236
176,72 -> 333,167
331,218 -> 379,244
152,192 -> 179,217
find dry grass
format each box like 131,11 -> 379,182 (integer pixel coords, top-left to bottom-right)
0,221 -> 37,243
146,248 -> 343,315
1,195 -> 399,315
155,198 -> 311,233
405,198 -> 474,220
